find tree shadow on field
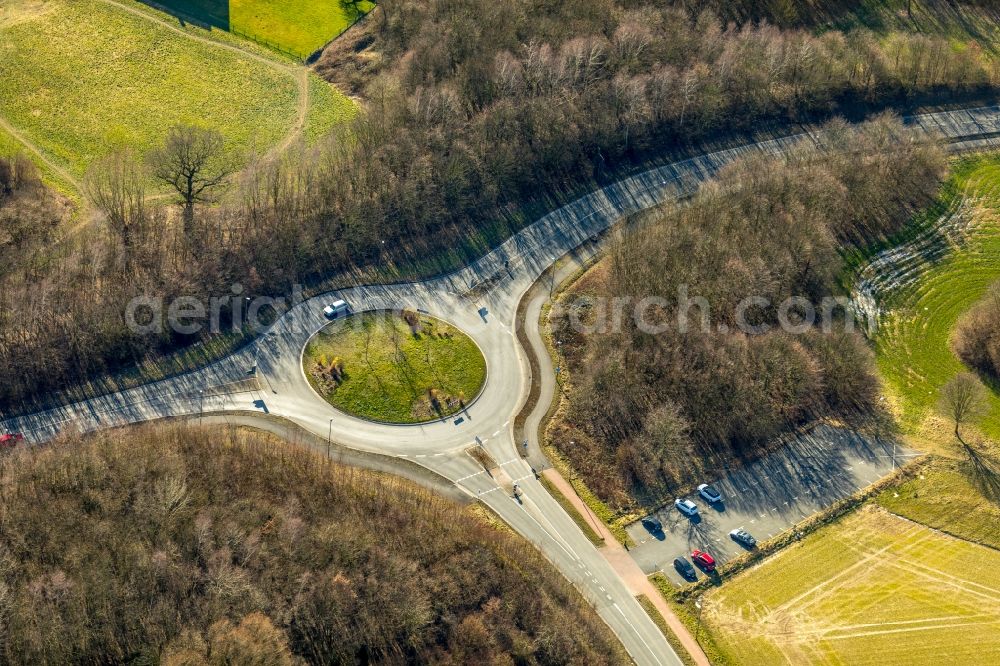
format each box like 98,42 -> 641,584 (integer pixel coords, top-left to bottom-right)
139,0 -> 229,31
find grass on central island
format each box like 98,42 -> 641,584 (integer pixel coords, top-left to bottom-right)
305,311 -> 487,424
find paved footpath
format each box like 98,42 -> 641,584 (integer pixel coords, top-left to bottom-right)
542,469 -> 711,666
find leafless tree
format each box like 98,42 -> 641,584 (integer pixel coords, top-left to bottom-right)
149,124 -> 233,235
938,372 -> 987,444
83,149 -> 148,260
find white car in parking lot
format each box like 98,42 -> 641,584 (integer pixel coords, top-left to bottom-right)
698,483 -> 723,504
674,498 -> 699,517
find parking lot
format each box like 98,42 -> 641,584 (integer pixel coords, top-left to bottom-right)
626,424 -> 915,585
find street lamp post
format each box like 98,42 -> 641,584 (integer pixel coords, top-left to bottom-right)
695,595 -> 704,646
198,389 -> 204,424
328,418 -> 334,460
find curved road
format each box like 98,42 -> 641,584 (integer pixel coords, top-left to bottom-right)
6,105 -> 1000,665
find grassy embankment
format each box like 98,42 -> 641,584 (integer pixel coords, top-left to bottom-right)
871,156 -> 1000,444
153,0 -> 372,59
230,0 -> 374,59
0,0 -> 353,186
304,311 -> 487,424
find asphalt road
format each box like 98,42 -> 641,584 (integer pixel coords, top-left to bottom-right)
628,425 -> 921,585
6,105 -> 1000,666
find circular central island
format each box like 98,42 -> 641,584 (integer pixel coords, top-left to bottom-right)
304,310 -> 487,424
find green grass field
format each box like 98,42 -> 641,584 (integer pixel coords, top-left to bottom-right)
304,311 -> 487,424
700,505 -> 1000,665
231,0 -> 374,59
0,0 -> 353,183
878,457 -> 1000,550
872,156 -> 1000,440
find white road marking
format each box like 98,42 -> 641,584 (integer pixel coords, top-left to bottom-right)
612,603 -> 668,666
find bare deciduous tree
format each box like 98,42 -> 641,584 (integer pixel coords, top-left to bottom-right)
938,372 -> 987,443
149,124 -> 232,235
84,149 -> 148,259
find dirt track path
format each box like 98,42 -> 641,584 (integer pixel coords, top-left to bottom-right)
0,0 -> 316,227
0,114 -> 80,191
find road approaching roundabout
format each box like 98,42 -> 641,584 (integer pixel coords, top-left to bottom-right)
6,105 -> 1000,666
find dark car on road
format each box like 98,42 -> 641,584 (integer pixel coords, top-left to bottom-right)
697,483 -> 723,504
730,528 -> 757,548
673,557 -> 697,581
691,549 -> 717,572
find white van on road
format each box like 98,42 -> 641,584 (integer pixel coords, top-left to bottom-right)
323,300 -> 350,319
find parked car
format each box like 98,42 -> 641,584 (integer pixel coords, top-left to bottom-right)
673,557 -> 697,581
323,300 -> 350,319
641,516 -> 663,533
674,498 -> 699,517
730,528 -> 757,548
691,549 -> 717,572
0,433 -> 24,449
697,483 -> 723,504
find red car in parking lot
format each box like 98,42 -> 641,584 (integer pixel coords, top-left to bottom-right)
691,549 -> 716,572
1,433 -> 24,449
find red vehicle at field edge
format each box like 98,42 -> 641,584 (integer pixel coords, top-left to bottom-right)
0,433 -> 24,449
691,549 -> 716,572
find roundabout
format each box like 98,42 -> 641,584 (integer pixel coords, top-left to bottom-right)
6,105 -> 1000,666
303,310 -> 487,424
